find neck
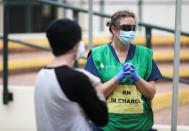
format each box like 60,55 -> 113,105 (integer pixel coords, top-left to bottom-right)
112,37 -> 129,52
47,53 -> 75,67
111,37 -> 130,63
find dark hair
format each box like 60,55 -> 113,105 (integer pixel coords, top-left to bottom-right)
106,10 -> 136,33
46,18 -> 81,56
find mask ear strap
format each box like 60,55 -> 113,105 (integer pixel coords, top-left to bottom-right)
76,41 -> 86,60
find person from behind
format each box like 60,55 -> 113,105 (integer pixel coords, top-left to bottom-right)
34,18 -> 108,131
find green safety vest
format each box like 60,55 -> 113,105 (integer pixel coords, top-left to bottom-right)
91,44 -> 153,131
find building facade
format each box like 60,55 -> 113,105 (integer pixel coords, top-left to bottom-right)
0,0 -> 188,34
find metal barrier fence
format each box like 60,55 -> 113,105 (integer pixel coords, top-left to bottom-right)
139,22 -> 189,48
1,0 -> 189,105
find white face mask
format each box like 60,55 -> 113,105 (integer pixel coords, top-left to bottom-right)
76,41 -> 86,60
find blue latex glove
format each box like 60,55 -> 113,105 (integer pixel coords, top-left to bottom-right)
123,63 -> 140,82
114,63 -> 133,83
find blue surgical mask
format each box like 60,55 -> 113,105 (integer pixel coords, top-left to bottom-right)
119,30 -> 136,45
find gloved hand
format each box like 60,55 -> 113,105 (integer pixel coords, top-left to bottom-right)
123,63 -> 140,83
114,63 -> 133,83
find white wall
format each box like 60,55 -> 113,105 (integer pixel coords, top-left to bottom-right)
0,85 -> 36,131
68,0 -> 189,35
0,0 -> 188,34
153,124 -> 189,131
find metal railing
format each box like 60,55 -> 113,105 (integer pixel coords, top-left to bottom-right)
139,22 -> 189,48
36,0 -> 111,21
1,0 -> 189,105
8,38 -> 50,51
3,0 -> 10,105
138,22 -> 189,85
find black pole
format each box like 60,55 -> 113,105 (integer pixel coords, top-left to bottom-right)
63,0 -> 67,17
3,0 -> 13,105
138,0 -> 143,31
100,0 -> 104,31
73,10 -> 79,23
73,10 -> 79,68
26,0 -> 32,32
145,27 -> 152,48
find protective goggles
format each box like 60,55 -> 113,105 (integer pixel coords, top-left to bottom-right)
117,24 -> 136,31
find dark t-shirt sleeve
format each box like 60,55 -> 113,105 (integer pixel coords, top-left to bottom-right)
85,52 -> 100,78
55,67 -> 108,126
147,60 -> 162,81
